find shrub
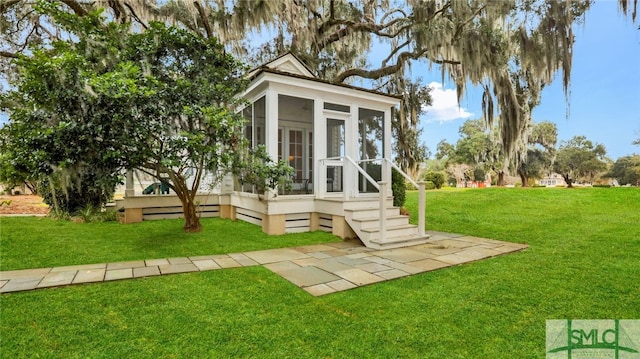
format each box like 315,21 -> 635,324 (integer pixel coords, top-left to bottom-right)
424,171 -> 445,189
425,181 -> 436,190
391,169 -> 406,207
39,173 -> 115,214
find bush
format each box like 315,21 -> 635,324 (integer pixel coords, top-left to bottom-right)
425,181 -> 436,190
424,171 -> 445,189
391,169 -> 406,207
39,173 -> 115,214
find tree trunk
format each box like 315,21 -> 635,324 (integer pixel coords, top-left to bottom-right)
518,170 -> 529,187
563,175 -> 573,188
497,172 -> 505,187
182,196 -> 202,232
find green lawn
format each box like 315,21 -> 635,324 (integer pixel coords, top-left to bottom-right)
1,187 -> 639,358
0,217 -> 338,271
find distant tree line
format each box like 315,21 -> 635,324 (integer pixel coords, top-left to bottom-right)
423,119 -> 639,188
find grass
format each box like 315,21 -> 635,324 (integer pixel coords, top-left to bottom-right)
0,217 -> 338,271
1,187 -> 639,357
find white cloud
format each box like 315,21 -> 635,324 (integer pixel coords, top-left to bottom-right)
423,82 -> 473,123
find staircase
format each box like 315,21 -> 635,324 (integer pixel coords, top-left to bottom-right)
344,198 -> 431,250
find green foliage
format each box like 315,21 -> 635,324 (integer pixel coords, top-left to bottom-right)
236,146 -> 294,194
553,136 -> 609,187
1,5 -> 248,231
71,205 -> 119,223
423,171 -> 446,189
37,171 -> 116,214
425,180 -> 436,190
607,154 -> 640,185
391,168 -> 406,207
473,167 -> 486,182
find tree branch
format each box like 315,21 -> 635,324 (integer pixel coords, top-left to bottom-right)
60,0 -> 90,17
193,1 -> 212,39
0,0 -> 21,13
382,39 -> 410,67
333,48 -> 429,83
0,50 -> 20,59
123,2 -> 148,29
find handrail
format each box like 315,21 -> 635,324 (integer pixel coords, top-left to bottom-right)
383,158 -> 426,237
383,158 -> 418,189
344,156 -> 380,191
319,156 -> 427,240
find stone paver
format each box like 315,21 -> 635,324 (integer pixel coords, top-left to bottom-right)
192,259 -> 221,271
107,261 -> 146,270
0,268 -> 50,280
313,258 -> 354,273
278,266 -> 341,287
50,263 -> 105,272
433,254 -> 471,265
159,263 -> 198,275
307,251 -> 333,259
105,268 -> 133,281
374,248 -> 435,263
334,268 -> 385,286
326,279 -> 358,291
37,271 -> 76,288
376,269 -> 410,280
0,232 -> 527,296
134,266 -> 161,278
228,253 -> 259,267
146,259 -> 170,266
73,269 -> 105,284
167,257 -> 192,265
264,261 -> 301,274
405,258 -> 451,271
244,248 -> 310,264
355,262 -> 393,273
0,277 -> 43,293
213,257 -> 242,269
293,244 -> 337,253
304,283 -> 336,296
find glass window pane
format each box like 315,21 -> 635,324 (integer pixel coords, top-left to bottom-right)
255,96 -> 266,145
324,102 -> 350,112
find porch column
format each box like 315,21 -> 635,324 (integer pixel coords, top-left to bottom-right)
383,107 -> 393,184
265,89 -> 279,160
125,169 -> 135,197
314,97 -> 324,198
344,105 -> 358,199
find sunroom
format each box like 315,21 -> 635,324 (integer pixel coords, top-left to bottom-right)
121,53 -> 429,249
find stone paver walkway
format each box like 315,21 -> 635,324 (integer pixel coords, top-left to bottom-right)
0,231 -> 527,296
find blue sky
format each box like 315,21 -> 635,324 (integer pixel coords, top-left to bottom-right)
419,1 -> 640,160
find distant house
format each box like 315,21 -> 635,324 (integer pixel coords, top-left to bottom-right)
537,173 -> 567,187
119,53 -> 429,249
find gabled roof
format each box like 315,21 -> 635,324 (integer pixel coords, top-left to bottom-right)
246,52 -> 316,79
246,52 -> 402,101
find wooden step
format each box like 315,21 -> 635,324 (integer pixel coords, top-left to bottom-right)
360,224 -> 419,241
346,207 -> 400,219
368,234 -> 432,250
351,215 -> 410,229
343,198 -> 394,210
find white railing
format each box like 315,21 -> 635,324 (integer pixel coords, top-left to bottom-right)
319,156 -> 426,240
383,158 -> 426,237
